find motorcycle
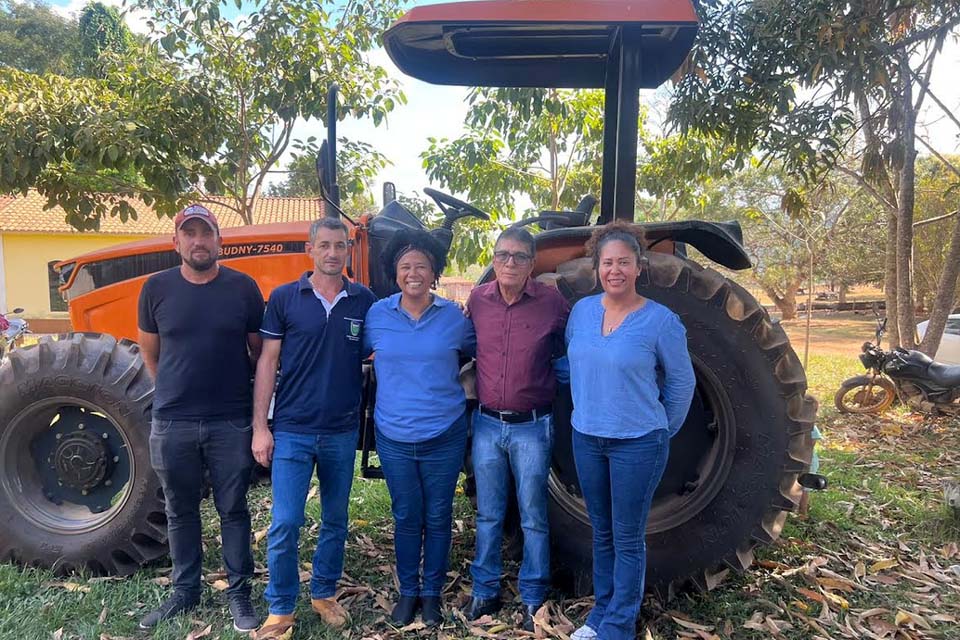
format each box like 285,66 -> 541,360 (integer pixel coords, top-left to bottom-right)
835,310 -> 960,415
0,307 -> 29,360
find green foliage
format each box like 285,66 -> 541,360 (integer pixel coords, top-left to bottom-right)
0,64 -> 224,229
422,88 -> 606,221
913,155 -> 960,307
693,162 -> 883,317
78,2 -> 131,76
128,0 -> 405,223
670,0 -> 960,181
270,138 -> 389,201
0,0 -> 81,76
0,0 -> 404,229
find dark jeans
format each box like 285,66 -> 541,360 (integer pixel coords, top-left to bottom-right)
376,413 -> 467,597
470,409 -> 553,605
265,429 -> 357,615
573,429 -> 669,640
149,418 -> 255,599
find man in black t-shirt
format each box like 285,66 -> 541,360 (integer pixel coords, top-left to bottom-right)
136,204 -> 265,633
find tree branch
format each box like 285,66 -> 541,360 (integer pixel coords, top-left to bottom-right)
914,134 -> 960,180
836,165 -> 898,213
885,14 -> 960,52
913,209 -> 959,229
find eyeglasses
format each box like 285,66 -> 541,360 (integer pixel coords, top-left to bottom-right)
493,251 -> 533,266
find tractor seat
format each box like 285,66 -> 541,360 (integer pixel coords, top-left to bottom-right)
927,361 -> 960,388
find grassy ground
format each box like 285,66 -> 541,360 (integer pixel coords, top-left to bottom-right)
2,314 -> 959,640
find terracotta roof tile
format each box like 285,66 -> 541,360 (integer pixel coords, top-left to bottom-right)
0,191 -> 325,235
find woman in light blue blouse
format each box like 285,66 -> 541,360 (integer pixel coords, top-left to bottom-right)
565,221 -> 696,640
363,229 -> 475,628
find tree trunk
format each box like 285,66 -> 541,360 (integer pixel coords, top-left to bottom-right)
838,282 -> 848,305
918,212 -> 960,355
759,281 -> 799,321
895,53 -> 918,349
884,206 -> 901,347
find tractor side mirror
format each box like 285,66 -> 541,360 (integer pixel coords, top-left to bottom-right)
383,182 -> 397,205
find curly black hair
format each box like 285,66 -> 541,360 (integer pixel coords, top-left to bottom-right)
381,228 -> 448,285
585,220 -> 647,269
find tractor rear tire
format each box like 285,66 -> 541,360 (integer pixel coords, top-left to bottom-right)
0,333 -> 168,575
545,254 -> 816,596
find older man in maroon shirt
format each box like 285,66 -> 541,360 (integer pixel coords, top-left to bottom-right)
463,226 -> 570,631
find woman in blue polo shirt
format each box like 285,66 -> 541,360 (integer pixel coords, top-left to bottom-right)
363,229 -> 475,628
565,221 -> 696,640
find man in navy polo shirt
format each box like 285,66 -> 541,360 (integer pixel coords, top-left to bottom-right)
251,217 -> 376,639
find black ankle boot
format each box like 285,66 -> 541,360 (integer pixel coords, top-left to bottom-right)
462,596 -> 502,621
391,595 -> 419,626
421,596 -> 442,627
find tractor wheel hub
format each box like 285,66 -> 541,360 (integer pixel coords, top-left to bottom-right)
52,430 -> 111,491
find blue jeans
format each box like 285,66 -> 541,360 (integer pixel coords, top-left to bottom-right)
149,418 -> 255,599
265,429 -> 357,615
376,414 -> 467,597
573,429 -> 669,640
470,409 -> 553,605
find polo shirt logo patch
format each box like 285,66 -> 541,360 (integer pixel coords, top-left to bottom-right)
345,318 -> 363,341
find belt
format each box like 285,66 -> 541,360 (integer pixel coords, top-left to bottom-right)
479,405 -> 552,424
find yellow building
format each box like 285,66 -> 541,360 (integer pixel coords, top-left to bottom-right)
0,191 -> 323,332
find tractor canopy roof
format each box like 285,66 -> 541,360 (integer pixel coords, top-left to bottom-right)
383,0 -> 698,89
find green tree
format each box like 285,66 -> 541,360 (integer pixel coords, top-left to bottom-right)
670,0 -> 960,352
913,155 -> 960,311
268,138 -> 389,201
77,2 -> 131,76
0,0 -> 404,230
0,0 -> 81,75
422,88 -> 606,223
698,163 -> 879,330
0,62 -> 227,228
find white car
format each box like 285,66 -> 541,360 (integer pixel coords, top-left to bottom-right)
916,314 -> 960,365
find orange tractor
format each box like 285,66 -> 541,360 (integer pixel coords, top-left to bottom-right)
0,0 -> 818,596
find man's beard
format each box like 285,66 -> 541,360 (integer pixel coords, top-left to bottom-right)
183,254 -> 217,271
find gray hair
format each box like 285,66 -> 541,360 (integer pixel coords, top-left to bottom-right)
495,226 -> 536,257
309,217 -> 348,244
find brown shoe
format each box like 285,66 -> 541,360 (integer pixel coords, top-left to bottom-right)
311,597 -> 350,628
254,613 -> 295,640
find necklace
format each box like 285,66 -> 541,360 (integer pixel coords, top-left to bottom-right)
602,296 -> 645,336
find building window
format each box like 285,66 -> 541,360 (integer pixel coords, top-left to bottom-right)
48,261 -> 67,312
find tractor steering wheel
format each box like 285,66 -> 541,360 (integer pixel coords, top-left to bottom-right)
423,187 -> 491,229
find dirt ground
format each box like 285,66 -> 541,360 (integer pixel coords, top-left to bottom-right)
780,310 -> 880,357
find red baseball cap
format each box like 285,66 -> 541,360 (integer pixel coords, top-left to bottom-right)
174,204 -> 219,232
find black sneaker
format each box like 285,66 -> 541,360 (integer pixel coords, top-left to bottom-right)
138,591 -> 199,629
228,593 -> 260,632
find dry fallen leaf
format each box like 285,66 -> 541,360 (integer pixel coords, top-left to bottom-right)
44,581 -> 91,594
254,528 -> 268,545
853,561 -> 867,580
870,558 -> 900,573
210,579 -> 229,591
51,629 -> 63,640
185,624 -> 212,640
671,616 -> 714,632
98,606 -> 108,625
151,576 -> 171,586
894,610 -> 932,630
930,613 -> 958,624
816,576 -> 857,592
